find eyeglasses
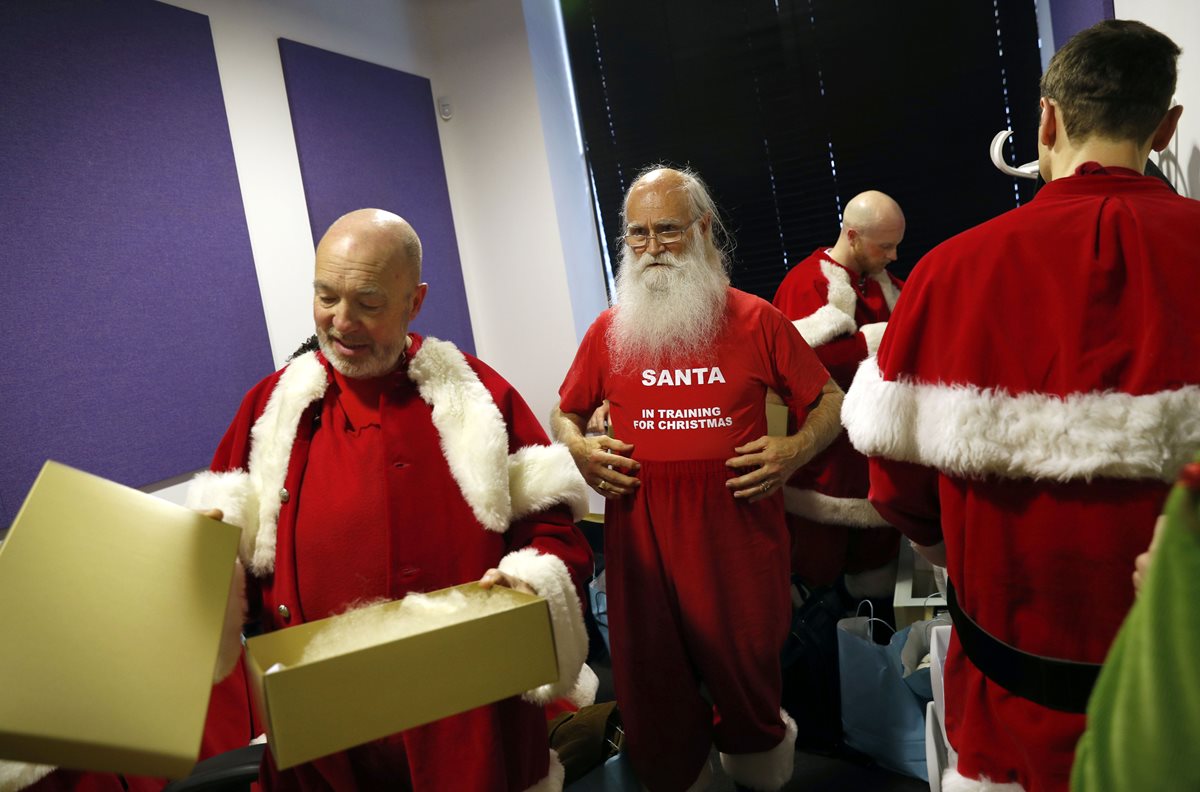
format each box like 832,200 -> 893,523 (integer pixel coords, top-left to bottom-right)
623,216 -> 699,250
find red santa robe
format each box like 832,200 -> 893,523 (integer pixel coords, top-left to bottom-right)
186,335 -> 594,792
842,164 -> 1200,792
772,250 -> 903,587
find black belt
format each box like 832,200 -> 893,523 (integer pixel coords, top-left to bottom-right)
946,581 -> 1101,714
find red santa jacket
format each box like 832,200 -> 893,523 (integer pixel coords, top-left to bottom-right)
843,166 -> 1200,792
187,335 -> 593,791
772,251 -> 903,579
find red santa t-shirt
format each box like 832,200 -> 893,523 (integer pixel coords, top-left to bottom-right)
559,288 -> 829,461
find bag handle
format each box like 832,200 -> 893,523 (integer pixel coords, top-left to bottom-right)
856,599 -> 895,642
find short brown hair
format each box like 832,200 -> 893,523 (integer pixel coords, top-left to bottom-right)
1040,19 -> 1180,144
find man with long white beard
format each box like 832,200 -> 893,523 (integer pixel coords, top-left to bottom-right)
552,166 -> 843,791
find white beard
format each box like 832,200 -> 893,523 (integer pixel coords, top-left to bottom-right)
607,240 -> 729,372
317,329 -> 406,379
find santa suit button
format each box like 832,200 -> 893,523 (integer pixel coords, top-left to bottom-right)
277,604 -> 291,622
1179,462 -> 1200,491
279,488 -> 290,503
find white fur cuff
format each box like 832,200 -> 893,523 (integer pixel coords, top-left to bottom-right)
521,750 -> 565,792
186,470 -> 256,541
719,709 -> 798,790
793,304 -> 857,348
498,548 -> 589,705
860,321 -> 887,355
509,444 -> 589,523
843,356 -> 1200,482
0,761 -> 55,792
565,663 -> 599,709
942,768 -> 1026,791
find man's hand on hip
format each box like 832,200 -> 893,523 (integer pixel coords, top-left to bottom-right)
569,434 -> 640,500
725,434 -> 809,502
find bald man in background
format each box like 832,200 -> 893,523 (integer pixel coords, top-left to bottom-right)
772,191 -> 906,603
189,209 -> 593,791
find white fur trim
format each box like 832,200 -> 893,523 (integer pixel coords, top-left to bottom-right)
498,548 -> 588,705
0,762 -> 55,792
509,444 -> 589,523
409,338 -> 513,532
186,470 -> 257,566
860,321 -> 887,356
792,305 -> 857,348
719,708 -> 797,790
521,749 -> 565,792
213,558 -> 246,683
244,352 -> 328,574
871,270 -> 901,311
843,357 -> 1200,482
224,341 -> 585,575
565,663 -> 599,709
782,486 -> 891,528
942,768 -> 1025,792
791,261 -> 859,347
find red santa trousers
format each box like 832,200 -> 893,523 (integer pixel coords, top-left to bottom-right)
605,460 -> 791,791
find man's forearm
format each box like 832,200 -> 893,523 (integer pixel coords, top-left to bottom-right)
549,403 -> 587,451
790,379 -> 844,464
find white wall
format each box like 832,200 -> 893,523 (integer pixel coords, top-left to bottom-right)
147,0 -> 607,501
1112,1 -> 1200,198
421,0 -> 596,427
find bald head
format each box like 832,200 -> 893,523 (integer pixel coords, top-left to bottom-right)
843,191 -> 905,235
834,191 -> 905,276
313,209 -> 428,378
317,208 -> 422,283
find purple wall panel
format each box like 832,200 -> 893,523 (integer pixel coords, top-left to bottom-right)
0,0 -> 273,527
1051,0 -> 1115,50
277,39 -> 474,355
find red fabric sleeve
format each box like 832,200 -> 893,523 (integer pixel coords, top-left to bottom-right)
772,263 -> 829,319
557,316 -> 609,419
867,456 -> 943,546
766,310 -> 831,417
815,333 -> 869,391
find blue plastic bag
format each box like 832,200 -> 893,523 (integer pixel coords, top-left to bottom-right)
837,615 -> 934,780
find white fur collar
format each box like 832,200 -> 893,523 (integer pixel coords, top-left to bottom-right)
190,340 -> 587,575
792,260 -> 859,347
871,269 -> 901,311
843,356 -> 1200,482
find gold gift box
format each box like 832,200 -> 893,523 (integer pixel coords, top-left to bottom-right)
0,461 -> 240,778
245,583 -> 558,770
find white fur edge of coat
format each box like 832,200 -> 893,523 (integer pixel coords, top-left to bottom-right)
189,340 -> 589,574
498,548 -> 589,706
843,356 -> 1200,482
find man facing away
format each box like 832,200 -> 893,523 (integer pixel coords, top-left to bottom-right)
772,191 -> 906,601
553,166 -> 843,791
190,209 -> 594,791
842,20 -> 1200,792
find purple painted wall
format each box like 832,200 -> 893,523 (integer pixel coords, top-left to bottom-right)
1051,0 -> 1115,50
0,0 -> 273,528
278,39 -> 474,354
